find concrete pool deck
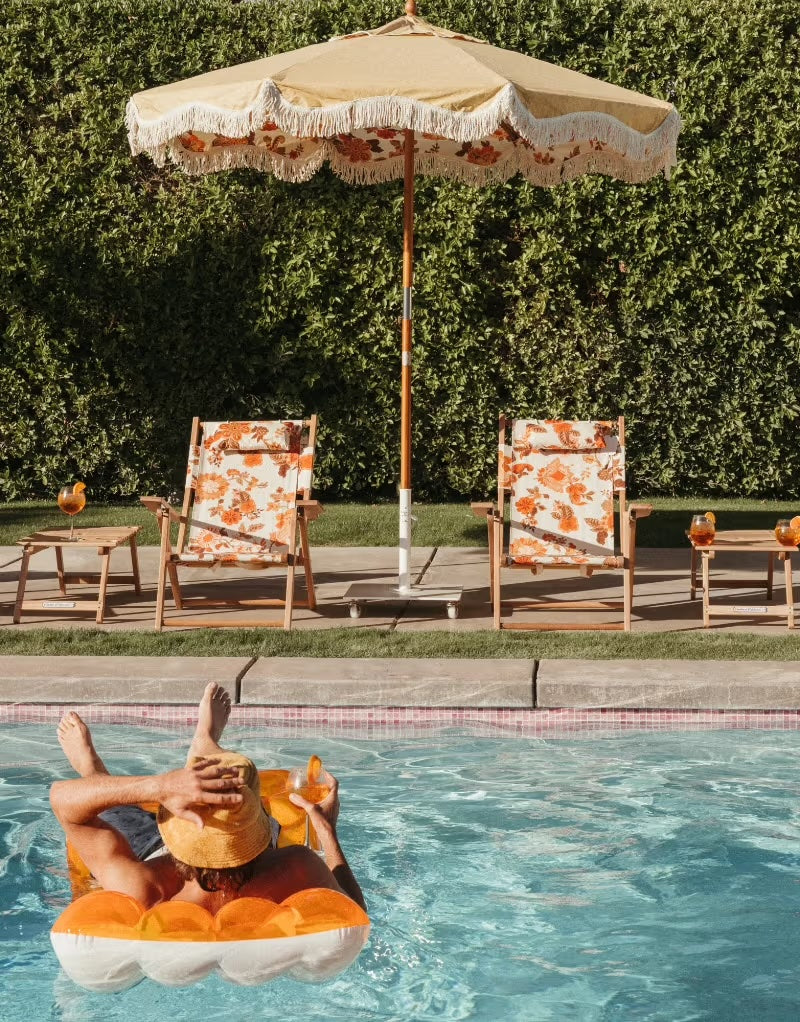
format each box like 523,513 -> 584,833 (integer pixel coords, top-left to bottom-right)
1,543 -> 798,711
2,542 -> 797,633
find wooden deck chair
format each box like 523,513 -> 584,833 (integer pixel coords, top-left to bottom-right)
472,416 -> 652,631
141,417 -> 321,631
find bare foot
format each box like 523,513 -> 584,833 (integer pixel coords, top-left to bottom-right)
57,712 -> 108,777
188,682 -> 232,760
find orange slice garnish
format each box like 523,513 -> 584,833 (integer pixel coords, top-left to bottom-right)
307,754 -> 322,784
704,511 -> 716,525
73,482 -> 86,493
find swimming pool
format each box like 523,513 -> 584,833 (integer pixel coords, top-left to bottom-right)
2,724 -> 800,1021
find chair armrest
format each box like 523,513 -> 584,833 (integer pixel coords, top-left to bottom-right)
298,499 -> 324,522
471,501 -> 495,518
140,496 -> 163,512
139,496 -> 183,524
140,495 -> 170,516
628,503 -> 653,520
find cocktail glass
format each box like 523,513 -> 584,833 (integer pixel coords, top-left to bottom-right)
688,514 -> 715,547
285,755 -> 331,847
286,755 -> 331,804
775,520 -> 798,547
57,483 -> 87,540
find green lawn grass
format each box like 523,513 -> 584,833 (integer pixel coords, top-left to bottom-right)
2,627 -> 800,660
2,498 -> 798,548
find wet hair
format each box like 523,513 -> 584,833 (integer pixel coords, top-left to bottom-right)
169,853 -> 259,893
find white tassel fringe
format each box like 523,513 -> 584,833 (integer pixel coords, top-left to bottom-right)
127,81 -> 681,184
164,142 -> 677,187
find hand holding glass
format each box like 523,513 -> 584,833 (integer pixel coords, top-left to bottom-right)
286,754 -> 331,804
285,755 -> 331,848
57,483 -> 87,540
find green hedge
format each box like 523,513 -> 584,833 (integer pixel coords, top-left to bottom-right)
2,0 -> 799,501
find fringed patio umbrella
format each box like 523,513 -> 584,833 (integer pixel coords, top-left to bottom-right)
127,2 -> 681,617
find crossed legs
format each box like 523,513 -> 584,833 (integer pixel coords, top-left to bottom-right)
187,683 -> 231,762
57,682 -> 233,778
57,711 -> 109,777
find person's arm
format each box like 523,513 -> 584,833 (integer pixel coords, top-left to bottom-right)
50,759 -> 243,904
290,775 -> 367,911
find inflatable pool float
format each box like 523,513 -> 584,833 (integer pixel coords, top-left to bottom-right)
50,766 -> 370,992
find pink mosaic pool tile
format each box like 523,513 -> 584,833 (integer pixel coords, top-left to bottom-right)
2,703 -> 800,737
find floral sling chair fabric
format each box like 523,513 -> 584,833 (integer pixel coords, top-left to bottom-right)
473,417 -> 651,631
141,418 -> 321,630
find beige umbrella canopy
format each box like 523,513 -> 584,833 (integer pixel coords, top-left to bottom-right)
127,2 -> 680,605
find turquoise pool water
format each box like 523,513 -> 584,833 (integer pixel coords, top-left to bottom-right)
2,724 -> 800,1021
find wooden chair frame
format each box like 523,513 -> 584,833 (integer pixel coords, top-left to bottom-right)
472,415 -> 652,631
141,415 -> 322,631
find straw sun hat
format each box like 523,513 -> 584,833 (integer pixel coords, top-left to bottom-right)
157,752 -> 273,868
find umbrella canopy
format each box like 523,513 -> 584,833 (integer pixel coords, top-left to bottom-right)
127,6 -> 680,597
128,12 -> 679,186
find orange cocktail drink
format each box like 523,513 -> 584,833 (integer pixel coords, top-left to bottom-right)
688,514 -> 715,547
286,755 -> 331,804
57,483 -> 87,540
775,520 -> 800,547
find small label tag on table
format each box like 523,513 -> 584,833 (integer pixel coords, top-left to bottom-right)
42,600 -> 76,609
731,605 -> 768,615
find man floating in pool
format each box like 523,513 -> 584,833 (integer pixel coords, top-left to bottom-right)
49,683 -> 366,913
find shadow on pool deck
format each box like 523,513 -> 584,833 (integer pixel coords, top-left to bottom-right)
0,543 -> 795,634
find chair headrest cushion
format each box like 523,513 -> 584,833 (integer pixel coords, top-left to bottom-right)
513,420 -> 617,452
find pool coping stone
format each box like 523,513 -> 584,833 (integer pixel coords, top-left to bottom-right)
536,658 -> 800,709
0,655 -> 253,703
241,657 -> 536,707
0,655 -> 798,709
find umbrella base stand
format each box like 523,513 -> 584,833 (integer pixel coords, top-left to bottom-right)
343,582 -> 463,620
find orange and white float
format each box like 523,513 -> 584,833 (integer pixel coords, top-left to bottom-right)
50,767 -> 370,992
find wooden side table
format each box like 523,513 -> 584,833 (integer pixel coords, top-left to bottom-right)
13,526 -> 142,624
689,529 -> 795,628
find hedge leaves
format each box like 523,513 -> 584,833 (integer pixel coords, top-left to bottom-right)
2,0 -> 799,500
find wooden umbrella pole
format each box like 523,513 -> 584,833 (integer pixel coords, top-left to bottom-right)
398,126 -> 414,592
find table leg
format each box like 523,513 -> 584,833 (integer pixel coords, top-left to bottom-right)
12,548 -> 32,624
767,552 -> 774,601
783,552 -> 794,629
96,547 -> 112,624
129,534 -> 142,595
55,547 -> 66,595
701,552 -> 711,628
690,546 -> 697,599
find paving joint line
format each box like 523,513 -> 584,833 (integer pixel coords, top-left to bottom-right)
532,659 -> 540,708
387,614 -> 402,633
415,547 -> 438,584
233,655 -> 258,704
390,545 -> 439,631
